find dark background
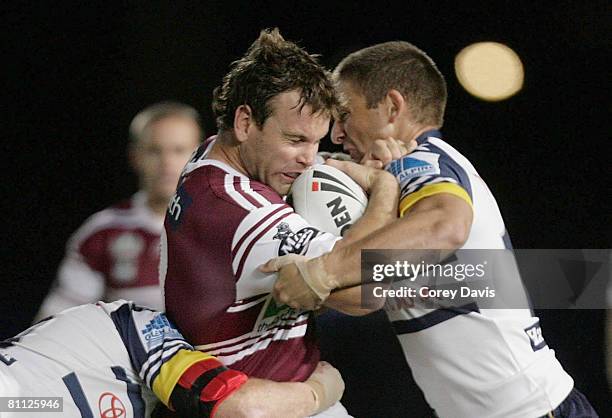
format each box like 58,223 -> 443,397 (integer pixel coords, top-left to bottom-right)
3,1 -> 610,415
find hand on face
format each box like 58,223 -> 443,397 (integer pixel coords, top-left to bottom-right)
360,137 -> 411,168
325,158 -> 387,194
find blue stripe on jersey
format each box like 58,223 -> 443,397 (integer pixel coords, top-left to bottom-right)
391,303 -> 479,334
414,129 -> 442,145
62,372 -> 94,418
416,141 -> 473,200
110,304 -> 148,372
502,230 -> 513,249
389,131 -> 473,201
141,339 -> 187,385
146,346 -> 185,388
111,366 -> 145,418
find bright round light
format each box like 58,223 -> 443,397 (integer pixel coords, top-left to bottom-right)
455,42 -> 524,101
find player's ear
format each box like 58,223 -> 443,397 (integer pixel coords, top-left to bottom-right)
233,105 -> 255,143
384,89 -> 405,124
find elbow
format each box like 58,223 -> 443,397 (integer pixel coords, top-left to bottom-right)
362,293 -> 386,313
432,218 -> 471,249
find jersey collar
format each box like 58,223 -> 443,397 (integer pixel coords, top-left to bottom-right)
415,129 -> 443,144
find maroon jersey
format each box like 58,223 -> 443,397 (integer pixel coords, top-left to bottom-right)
38,192 -> 165,318
162,145 -> 339,381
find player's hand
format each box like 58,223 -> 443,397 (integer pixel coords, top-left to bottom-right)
305,361 -> 345,415
325,159 -> 381,193
260,253 -> 307,271
260,255 -> 337,310
260,255 -> 322,310
360,138 -> 412,168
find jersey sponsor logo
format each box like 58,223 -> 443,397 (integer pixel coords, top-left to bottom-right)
388,155 -> 440,189
326,196 -> 352,234
167,185 -> 193,230
141,315 -> 182,350
524,321 -> 547,351
110,232 -> 144,283
273,222 -> 319,256
254,297 -> 298,333
98,392 -> 126,418
0,351 -> 16,366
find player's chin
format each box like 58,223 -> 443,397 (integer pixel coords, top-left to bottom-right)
273,174 -> 294,196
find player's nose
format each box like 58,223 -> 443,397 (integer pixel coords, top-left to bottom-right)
296,143 -> 317,167
331,120 -> 346,145
297,151 -> 314,167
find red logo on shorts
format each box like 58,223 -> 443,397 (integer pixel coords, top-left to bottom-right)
98,392 -> 126,418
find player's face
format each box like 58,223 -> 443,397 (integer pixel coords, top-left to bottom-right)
331,80 -> 390,161
132,116 -> 200,202
241,90 -> 329,196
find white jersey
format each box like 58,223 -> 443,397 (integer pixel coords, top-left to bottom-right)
384,130 -> 573,418
0,301 -> 210,418
37,192 -> 165,320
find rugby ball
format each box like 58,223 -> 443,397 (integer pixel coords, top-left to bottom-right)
288,164 -> 368,236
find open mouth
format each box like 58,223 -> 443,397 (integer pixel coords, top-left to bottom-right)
280,172 -> 301,182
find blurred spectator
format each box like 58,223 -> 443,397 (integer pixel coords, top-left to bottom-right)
36,102 -> 201,317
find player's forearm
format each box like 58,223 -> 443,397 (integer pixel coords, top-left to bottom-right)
325,285 -> 383,315
324,196 -> 471,288
336,170 -> 399,246
217,379 -> 316,418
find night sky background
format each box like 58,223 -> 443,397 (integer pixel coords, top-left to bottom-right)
3,1 -> 610,415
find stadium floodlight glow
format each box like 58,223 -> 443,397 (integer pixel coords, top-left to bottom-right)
455,42 -> 524,102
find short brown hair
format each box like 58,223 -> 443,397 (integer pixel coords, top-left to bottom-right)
129,101 -> 202,144
334,41 -> 447,127
212,28 -> 339,131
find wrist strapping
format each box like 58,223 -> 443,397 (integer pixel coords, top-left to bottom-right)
170,358 -> 247,418
294,256 -> 340,302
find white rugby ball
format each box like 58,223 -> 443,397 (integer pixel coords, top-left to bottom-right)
288,164 -> 368,236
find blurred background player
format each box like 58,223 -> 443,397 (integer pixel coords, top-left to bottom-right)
36,102 -> 201,317
1,300 -> 345,418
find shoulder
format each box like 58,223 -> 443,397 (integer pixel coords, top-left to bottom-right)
67,194 -> 158,249
185,162 -> 284,210
389,136 -> 471,181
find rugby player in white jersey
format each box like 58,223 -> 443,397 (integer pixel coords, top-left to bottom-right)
1,300 -> 346,417
162,29 -> 399,418
37,102 -> 201,317
264,42 -> 598,417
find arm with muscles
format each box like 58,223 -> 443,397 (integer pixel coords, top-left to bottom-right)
110,302 -> 344,418
262,160 -> 399,310
215,361 -> 344,418
266,191 -> 473,311
151,348 -> 344,418
328,159 -> 399,246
